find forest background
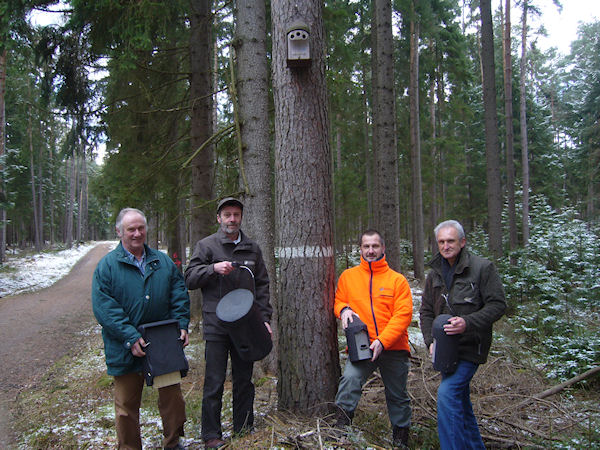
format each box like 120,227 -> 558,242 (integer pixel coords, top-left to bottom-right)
0,0 -> 599,447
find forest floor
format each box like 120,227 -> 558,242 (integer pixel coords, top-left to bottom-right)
1,243 -> 598,448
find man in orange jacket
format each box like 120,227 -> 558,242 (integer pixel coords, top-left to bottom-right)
333,229 -> 413,448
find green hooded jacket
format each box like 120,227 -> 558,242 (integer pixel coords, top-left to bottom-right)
92,242 -> 190,376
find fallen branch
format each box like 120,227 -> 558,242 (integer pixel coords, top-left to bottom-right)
535,366 -> 600,400
483,413 -> 564,442
480,432 -> 544,449
502,366 -> 600,413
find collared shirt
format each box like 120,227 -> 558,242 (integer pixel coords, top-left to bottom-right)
124,248 -> 146,276
233,233 -> 241,245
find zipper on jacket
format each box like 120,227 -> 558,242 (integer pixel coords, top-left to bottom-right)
368,261 -> 379,336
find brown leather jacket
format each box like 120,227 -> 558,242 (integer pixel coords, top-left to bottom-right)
184,229 -> 271,341
420,249 -> 506,364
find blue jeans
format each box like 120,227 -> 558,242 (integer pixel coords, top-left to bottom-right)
335,351 -> 411,428
437,360 -> 485,450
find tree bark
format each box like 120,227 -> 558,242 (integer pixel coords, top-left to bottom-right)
409,10 -> 424,280
520,0 -> 530,245
234,0 -> 278,373
189,0 -> 215,244
480,0 -> 503,258
271,0 -> 339,414
189,0 -> 216,317
372,0 -> 402,270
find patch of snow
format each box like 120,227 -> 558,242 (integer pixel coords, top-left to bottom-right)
0,241 -> 117,297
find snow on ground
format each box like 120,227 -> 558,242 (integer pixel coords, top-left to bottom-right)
0,241 -> 117,298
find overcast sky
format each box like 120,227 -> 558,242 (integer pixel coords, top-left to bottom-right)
497,0 -> 600,55
32,1 -> 600,56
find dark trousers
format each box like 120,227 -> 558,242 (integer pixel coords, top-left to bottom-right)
202,339 -> 255,441
114,372 -> 186,449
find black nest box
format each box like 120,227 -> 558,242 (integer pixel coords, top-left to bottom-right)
216,288 -> 272,362
137,319 -> 189,387
345,316 -> 372,362
431,313 -> 459,373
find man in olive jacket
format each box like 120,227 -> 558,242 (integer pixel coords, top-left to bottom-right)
184,197 -> 272,449
92,208 -> 190,450
420,220 -> 506,450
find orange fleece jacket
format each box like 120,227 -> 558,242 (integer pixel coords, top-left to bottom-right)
334,255 -> 413,352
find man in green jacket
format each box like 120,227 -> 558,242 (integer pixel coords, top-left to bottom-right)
92,208 -> 190,450
420,220 -> 506,450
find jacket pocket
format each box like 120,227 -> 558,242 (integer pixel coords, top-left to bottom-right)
452,280 -> 482,312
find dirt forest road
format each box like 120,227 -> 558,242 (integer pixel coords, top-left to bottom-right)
0,242 -> 112,448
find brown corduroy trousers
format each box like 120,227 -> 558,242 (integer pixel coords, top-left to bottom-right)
113,372 -> 186,449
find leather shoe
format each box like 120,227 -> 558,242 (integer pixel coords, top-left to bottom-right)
204,438 -> 226,448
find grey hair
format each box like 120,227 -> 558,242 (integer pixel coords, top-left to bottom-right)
115,208 -> 147,234
434,220 -> 465,240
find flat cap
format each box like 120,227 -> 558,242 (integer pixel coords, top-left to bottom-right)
217,197 -> 244,213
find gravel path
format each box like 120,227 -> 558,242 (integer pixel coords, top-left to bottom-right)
0,242 -> 111,447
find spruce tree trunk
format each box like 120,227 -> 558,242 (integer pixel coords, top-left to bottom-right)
65,151 -> 76,249
409,12 -> 424,280
372,0 -> 402,270
37,129 -> 44,246
189,0 -> 215,244
520,0 -> 530,245
234,0 -> 278,372
503,0 -> 517,251
271,0 -> 339,414
189,0 -> 215,317
480,0 -> 503,258
362,73 -> 374,224
77,147 -> 88,243
28,105 -> 41,251
429,72 -> 438,253
48,143 -> 55,245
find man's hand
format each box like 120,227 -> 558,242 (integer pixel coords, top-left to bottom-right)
264,322 -> 272,335
131,337 -> 147,357
214,261 -> 236,275
341,307 -> 359,329
443,316 -> 466,335
180,329 -> 189,347
370,339 -> 383,361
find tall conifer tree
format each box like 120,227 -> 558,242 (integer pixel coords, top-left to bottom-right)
272,0 -> 339,414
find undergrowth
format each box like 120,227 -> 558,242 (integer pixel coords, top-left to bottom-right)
13,318 -> 600,449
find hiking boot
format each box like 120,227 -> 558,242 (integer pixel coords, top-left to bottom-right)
333,406 -> 354,428
392,425 -> 409,449
204,438 -> 226,448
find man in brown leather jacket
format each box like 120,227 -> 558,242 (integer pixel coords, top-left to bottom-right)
420,220 -> 506,450
184,198 -> 272,449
